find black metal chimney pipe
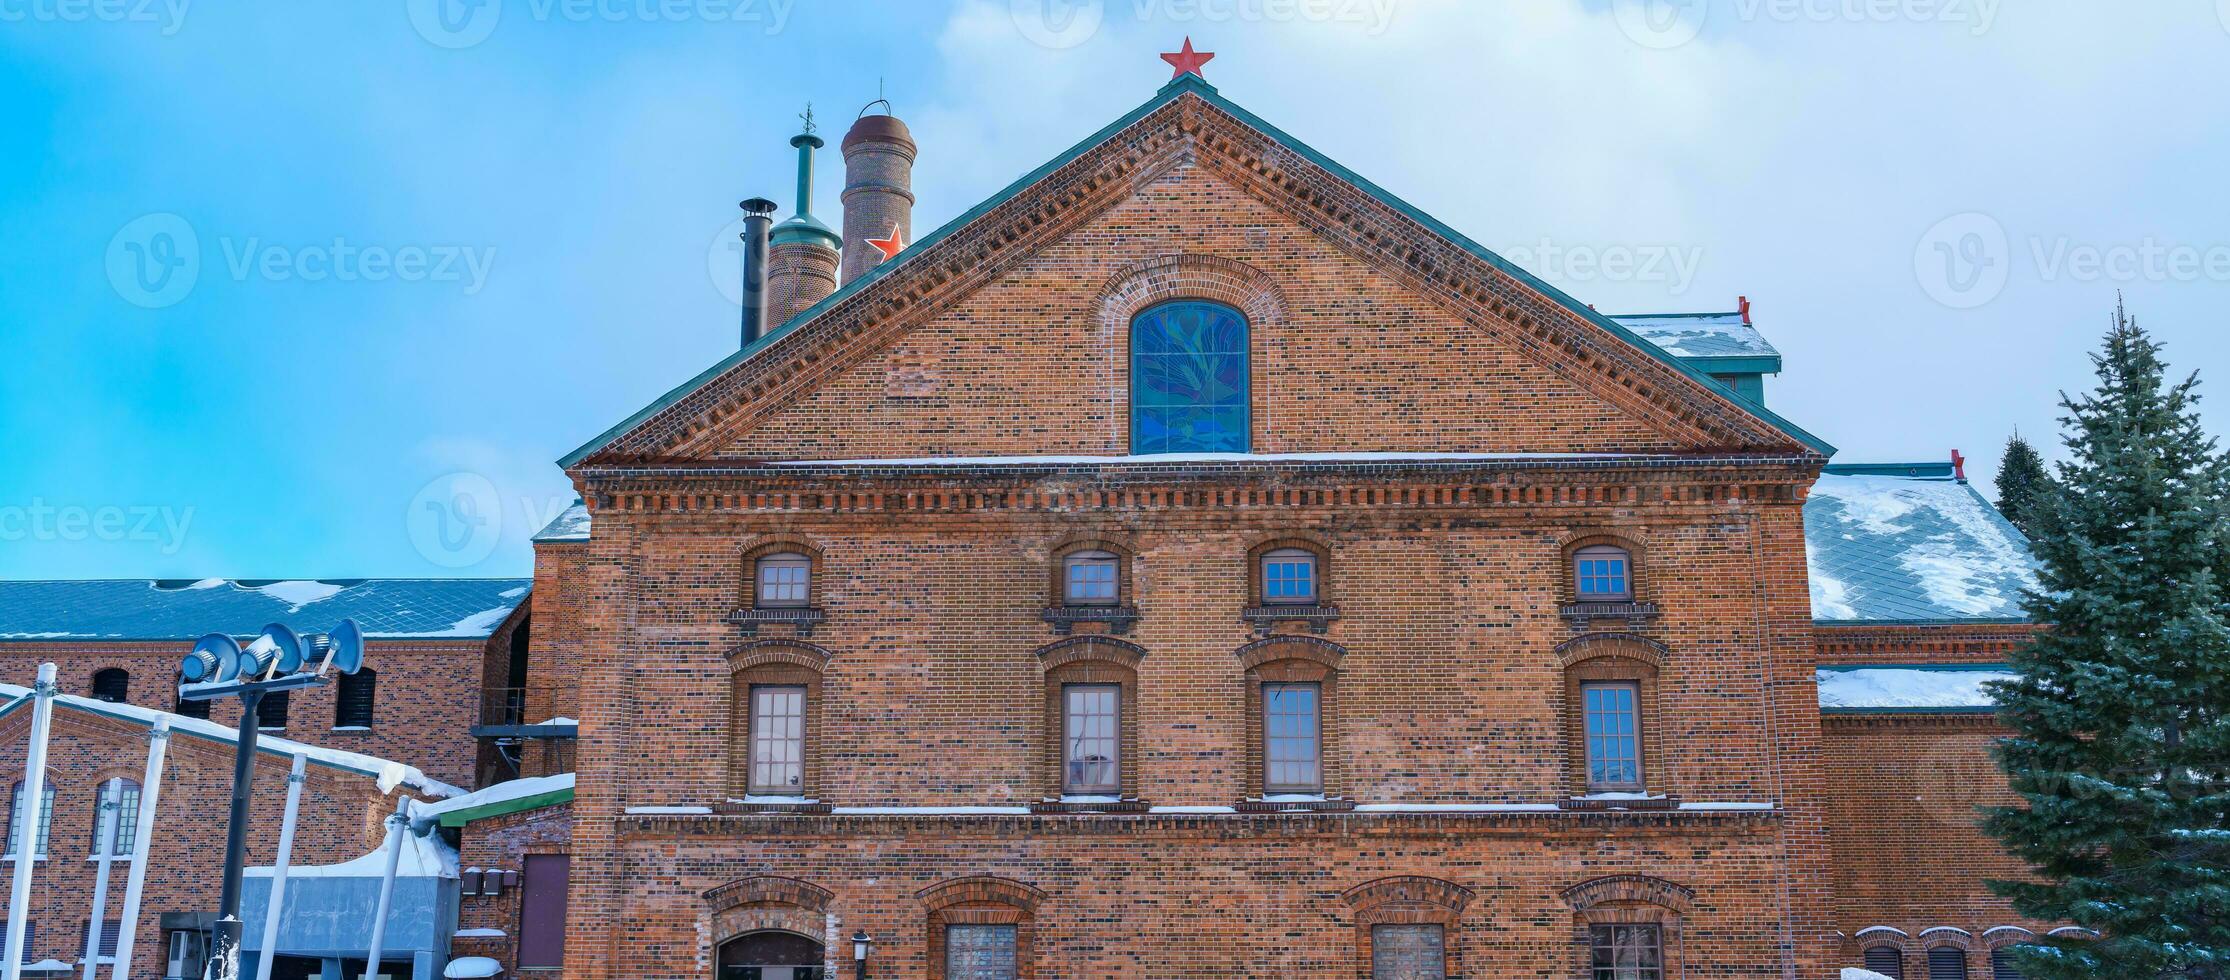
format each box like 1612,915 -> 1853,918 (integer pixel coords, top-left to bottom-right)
739,196 -> 777,346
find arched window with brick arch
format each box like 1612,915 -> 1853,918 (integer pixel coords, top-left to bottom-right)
1233,636 -> 1348,807
1920,929 -> 1975,980
704,876 -> 834,978
1342,876 -> 1475,980
725,640 -> 832,801
1856,926 -> 1915,979
1562,874 -> 1692,980
1034,636 -> 1146,806
1560,531 -> 1649,605
920,876 -> 1044,980
1554,634 -> 1669,798
1129,299 -> 1250,454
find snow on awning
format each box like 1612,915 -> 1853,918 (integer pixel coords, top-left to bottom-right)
1817,666 -> 2014,713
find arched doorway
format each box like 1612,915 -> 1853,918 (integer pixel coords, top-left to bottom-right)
716,930 -> 825,980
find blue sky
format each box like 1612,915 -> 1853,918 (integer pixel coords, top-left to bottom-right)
2,1 -> 2225,579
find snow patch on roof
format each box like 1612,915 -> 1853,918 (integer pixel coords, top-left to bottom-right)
252,826 -> 458,879
445,957 -> 504,978
412,773 -> 573,819
533,501 -> 593,542
371,605 -> 514,639
1817,667 -> 2013,710
253,580 -> 346,609
1611,311 -> 1780,359
1805,472 -> 2041,622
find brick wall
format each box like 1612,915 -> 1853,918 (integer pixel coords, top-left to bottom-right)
0,639 -> 487,790
450,803 -> 574,971
0,702 -> 426,978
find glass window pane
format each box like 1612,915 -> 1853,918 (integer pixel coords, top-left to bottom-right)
750,686 -> 806,794
1576,548 -> 1631,599
1582,683 -> 1642,791
945,924 -> 1017,980
1064,552 -> 1119,605
1371,924 -> 1445,980
1263,682 -> 1322,794
1590,924 -> 1663,980
1131,302 -> 1250,454
1262,550 -> 1317,604
1064,684 -> 1121,794
757,555 -> 812,607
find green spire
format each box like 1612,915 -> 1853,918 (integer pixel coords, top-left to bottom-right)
770,102 -> 840,250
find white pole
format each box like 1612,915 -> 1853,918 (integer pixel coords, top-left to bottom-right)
79,780 -> 123,980
359,797 -> 409,980
252,755 -> 307,980
109,718 -> 169,980
4,664 -> 59,980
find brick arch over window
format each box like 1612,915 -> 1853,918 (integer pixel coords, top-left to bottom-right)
1556,633 -> 1667,796
1236,636 -> 1346,799
1245,533 -> 1333,607
1046,534 -> 1138,608
1563,874 -> 1691,979
1093,253 -> 1290,342
1920,927 -> 1974,951
1341,876 -> 1475,980
704,876 -> 832,957
919,876 -> 1046,980
1036,637 -> 1147,800
725,640 -> 832,799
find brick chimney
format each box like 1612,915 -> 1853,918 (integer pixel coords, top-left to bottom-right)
766,110 -> 842,323
839,101 -> 917,287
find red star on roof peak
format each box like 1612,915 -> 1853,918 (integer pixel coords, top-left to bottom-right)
1160,37 -> 1214,80
866,225 -> 905,262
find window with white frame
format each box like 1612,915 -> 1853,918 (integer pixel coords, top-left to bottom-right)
91,778 -> 141,857
6,781 -> 54,858
748,685 -> 807,795
1262,682 -> 1322,794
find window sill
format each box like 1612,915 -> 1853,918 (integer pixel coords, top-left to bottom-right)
329,726 -> 373,733
1241,604 -> 1340,636
1234,796 -> 1354,813
1558,600 -> 1660,628
1029,796 -> 1150,814
1560,792 -> 1680,811
86,854 -> 135,863
712,797 -> 831,815
1039,605 -> 1139,636
0,855 -> 45,863
724,606 -> 825,637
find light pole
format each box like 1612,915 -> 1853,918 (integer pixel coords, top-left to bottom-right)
851,930 -> 873,980
177,619 -> 366,980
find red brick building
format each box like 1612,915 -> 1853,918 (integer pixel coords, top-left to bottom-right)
492,73 -> 2066,980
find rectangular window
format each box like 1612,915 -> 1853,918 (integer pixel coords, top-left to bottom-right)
756,555 -> 811,608
1865,946 -> 1906,979
1929,948 -> 1971,980
166,928 -> 207,979
1590,923 -> 1663,980
7,783 -> 54,857
944,923 -> 1018,980
1371,923 -> 1446,980
256,690 -> 289,730
1575,551 -> 1631,600
1063,684 -> 1121,795
1261,552 -> 1317,604
749,685 -> 807,795
1582,681 -> 1642,792
1063,553 -> 1119,605
335,669 -> 378,728
96,781 -> 141,857
1263,682 -> 1322,794
82,919 -> 121,961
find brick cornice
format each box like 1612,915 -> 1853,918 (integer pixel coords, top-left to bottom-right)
575,91 -> 1814,467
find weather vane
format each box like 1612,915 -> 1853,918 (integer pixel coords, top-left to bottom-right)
799,102 -> 817,136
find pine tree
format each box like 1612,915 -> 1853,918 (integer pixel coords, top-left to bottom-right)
1986,298 -> 2230,979
1995,431 -> 2057,538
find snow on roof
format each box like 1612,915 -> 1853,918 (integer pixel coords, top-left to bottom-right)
0,578 -> 529,641
1816,666 -> 2014,712
249,822 -> 459,879
762,451 -> 1654,467
533,500 -> 592,543
0,682 -> 464,796
1804,468 -> 2041,622
445,958 -> 503,978
1611,311 -> 1781,361
1844,971 -> 1898,980
411,772 -> 574,820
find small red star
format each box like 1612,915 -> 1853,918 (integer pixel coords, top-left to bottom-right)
1160,37 -> 1214,80
866,225 -> 905,262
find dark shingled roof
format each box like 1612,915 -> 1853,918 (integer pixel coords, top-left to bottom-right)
1804,463 -> 2040,623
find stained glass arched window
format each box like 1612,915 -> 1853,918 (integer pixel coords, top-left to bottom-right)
1130,300 -> 1250,454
